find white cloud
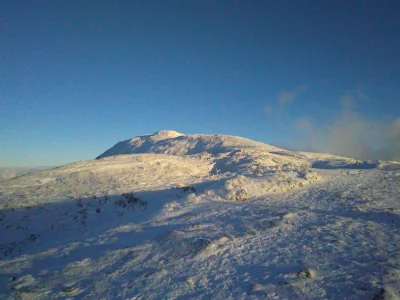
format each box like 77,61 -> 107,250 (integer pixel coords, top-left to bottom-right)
294,94 -> 400,161
265,84 -> 309,118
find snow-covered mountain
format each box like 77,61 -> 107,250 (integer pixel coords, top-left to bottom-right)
96,130 -> 282,158
94,130 -> 325,199
1,131 -> 400,299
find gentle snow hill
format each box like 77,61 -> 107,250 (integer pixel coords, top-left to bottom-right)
94,130 -> 397,200
94,130 -> 328,199
0,130 -> 325,207
1,131 -> 400,299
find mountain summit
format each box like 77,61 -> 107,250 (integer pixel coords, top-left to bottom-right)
96,130 -> 281,159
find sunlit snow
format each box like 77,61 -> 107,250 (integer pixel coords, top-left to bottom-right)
1,131 -> 400,299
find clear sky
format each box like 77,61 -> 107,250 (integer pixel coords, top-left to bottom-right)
1,1 -> 400,166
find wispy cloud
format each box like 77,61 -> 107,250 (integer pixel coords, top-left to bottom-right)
278,91 -> 297,106
265,105 -> 273,117
278,84 -> 308,108
293,93 -> 400,161
266,84 -> 308,117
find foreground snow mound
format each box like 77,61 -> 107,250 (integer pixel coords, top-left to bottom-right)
0,154 -> 213,209
203,171 -> 320,201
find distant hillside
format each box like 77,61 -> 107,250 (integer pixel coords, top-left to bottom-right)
0,166 -> 52,182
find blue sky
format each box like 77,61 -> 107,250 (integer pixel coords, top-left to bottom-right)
1,1 -> 399,166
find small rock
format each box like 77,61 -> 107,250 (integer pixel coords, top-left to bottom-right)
296,269 -> 313,279
250,283 -> 264,291
235,188 -> 248,201
185,277 -> 195,287
373,287 -> 400,300
62,286 -> 77,293
373,288 -> 386,300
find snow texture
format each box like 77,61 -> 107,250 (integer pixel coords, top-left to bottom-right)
1,130 -> 400,299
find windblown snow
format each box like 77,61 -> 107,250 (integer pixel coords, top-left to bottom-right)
1,130 -> 400,299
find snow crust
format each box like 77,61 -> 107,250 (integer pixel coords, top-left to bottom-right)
1,131 -> 400,299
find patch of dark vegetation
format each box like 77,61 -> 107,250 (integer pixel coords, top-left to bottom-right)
189,238 -> 212,254
373,289 -> 386,300
1,240 -> 25,257
26,234 -> 38,242
115,193 -> 147,210
179,186 -> 196,193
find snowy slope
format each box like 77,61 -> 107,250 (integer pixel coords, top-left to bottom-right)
1,131 -> 400,299
95,130 -> 324,198
0,166 -> 52,182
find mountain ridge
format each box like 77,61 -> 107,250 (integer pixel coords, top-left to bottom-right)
97,130 -> 286,159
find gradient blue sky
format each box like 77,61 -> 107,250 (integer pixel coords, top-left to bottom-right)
1,1 -> 400,166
